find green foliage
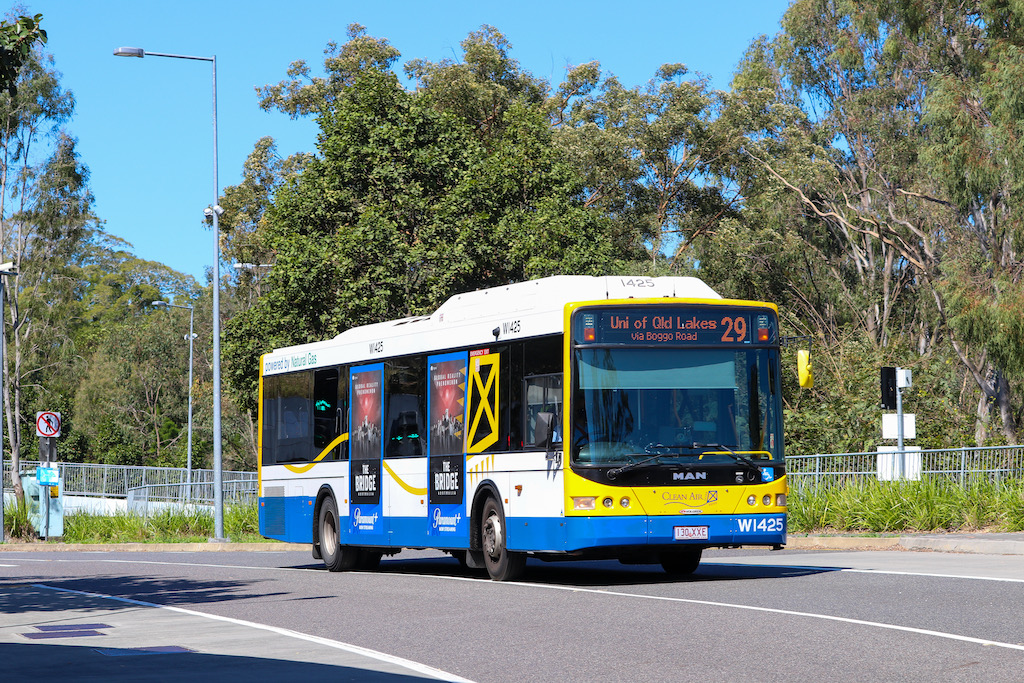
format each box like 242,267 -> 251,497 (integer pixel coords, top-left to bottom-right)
405,25 -> 548,139
2,499 -> 32,539
550,61 -> 736,269
225,44 -> 634,414
257,23 -> 401,119
789,478 -> 1024,533
0,12 -> 45,97
7,12 -> 1024,472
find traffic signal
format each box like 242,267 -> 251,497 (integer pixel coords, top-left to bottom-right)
880,366 -> 896,409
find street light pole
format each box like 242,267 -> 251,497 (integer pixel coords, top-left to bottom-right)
152,301 -> 196,503
115,46 -> 225,540
0,261 -> 17,544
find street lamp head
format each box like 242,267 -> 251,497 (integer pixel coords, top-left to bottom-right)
113,47 -> 145,58
151,300 -> 168,307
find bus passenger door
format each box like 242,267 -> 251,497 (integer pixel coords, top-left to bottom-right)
426,352 -> 470,547
347,364 -> 387,546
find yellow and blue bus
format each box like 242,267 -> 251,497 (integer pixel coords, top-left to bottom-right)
258,276 -> 795,580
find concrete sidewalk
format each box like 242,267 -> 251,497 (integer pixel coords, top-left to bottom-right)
786,532 -> 1024,555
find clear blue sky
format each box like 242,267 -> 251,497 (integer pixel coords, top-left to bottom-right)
27,0 -> 791,283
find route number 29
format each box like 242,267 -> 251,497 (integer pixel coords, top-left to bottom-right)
721,316 -> 747,342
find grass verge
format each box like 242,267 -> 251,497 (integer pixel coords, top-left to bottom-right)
789,478 -> 1024,533
4,501 -> 266,544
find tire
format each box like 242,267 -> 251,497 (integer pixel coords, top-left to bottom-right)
318,497 -> 358,572
660,549 -> 702,576
480,497 -> 526,581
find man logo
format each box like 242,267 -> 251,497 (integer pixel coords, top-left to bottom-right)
673,471 -> 707,481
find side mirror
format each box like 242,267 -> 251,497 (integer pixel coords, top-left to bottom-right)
798,349 -> 814,388
534,411 -> 555,450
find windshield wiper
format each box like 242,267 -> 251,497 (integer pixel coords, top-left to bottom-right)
606,453 -> 663,479
693,442 -> 762,472
605,443 -> 766,480
606,442 -> 696,479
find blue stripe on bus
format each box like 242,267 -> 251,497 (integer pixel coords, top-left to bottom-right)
387,516 -> 470,549
508,514 -> 786,551
259,496 -> 315,544
260,498 -> 786,550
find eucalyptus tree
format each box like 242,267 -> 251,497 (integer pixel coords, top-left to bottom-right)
404,25 -> 548,141
549,61 -> 739,272
721,0 -> 1023,442
0,43 -> 93,501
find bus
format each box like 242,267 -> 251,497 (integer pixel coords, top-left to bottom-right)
258,275 -> 802,580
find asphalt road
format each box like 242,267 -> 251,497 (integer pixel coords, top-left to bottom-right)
1,544 -> 1022,682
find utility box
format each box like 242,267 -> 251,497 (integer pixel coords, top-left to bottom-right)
22,467 -> 64,538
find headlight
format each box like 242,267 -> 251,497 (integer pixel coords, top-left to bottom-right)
747,495 -> 757,506
573,496 -> 596,511
763,495 -> 772,506
602,497 -> 614,508
619,497 -> 631,508
776,493 -> 787,506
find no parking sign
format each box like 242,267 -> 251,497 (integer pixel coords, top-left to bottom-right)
36,411 -> 61,438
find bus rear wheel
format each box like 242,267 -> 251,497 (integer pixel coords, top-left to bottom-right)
318,497 -> 358,572
481,497 -> 526,581
660,549 -> 702,575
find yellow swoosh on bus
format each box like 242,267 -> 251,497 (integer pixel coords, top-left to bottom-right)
283,433 -> 349,473
382,461 -> 428,496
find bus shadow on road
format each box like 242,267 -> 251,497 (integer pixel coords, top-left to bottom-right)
330,555 -> 840,587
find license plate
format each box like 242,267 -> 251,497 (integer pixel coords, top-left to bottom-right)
674,525 -> 709,540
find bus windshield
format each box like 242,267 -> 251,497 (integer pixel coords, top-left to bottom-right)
572,347 -> 782,465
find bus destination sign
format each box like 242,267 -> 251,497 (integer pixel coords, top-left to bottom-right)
575,306 -> 777,345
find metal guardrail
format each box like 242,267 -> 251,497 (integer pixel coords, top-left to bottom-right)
4,461 -> 256,499
7,446 -> 1022,503
126,480 -> 257,516
787,445 -> 1024,489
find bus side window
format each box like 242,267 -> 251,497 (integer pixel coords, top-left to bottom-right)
262,375 -> 281,466
508,342 -> 523,450
338,370 -> 349,460
525,374 -> 562,446
385,358 -> 426,458
522,336 -> 563,448
277,371 -> 313,463
313,368 -> 341,460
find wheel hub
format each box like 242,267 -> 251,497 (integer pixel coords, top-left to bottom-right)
483,513 -> 503,559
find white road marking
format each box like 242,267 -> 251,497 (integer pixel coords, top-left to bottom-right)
10,554 -> 1024,653
702,561 -> 1024,584
31,583 -> 474,682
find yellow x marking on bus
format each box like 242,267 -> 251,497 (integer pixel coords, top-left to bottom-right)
467,354 -> 499,453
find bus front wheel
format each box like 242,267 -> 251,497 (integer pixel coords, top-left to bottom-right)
481,497 -> 526,581
318,497 -> 358,572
